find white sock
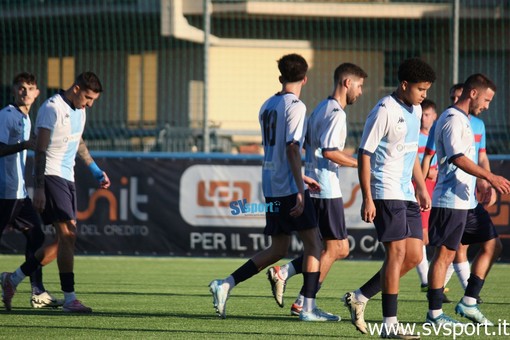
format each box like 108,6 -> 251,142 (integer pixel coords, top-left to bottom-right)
280,262 -> 296,280
416,245 -> 429,285
454,261 -> 470,290
444,263 -> 455,287
428,309 -> 443,319
302,297 -> 316,313
383,316 -> 398,327
9,268 -> 26,287
354,289 -> 369,303
63,291 -> 76,304
294,294 -> 304,307
462,296 -> 477,306
224,275 -> 235,293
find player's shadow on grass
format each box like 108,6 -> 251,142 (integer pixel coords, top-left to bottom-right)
0,323 -> 364,338
0,308 -> 327,321
89,291 -> 179,297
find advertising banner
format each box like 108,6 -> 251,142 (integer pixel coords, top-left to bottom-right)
1,153 -> 509,261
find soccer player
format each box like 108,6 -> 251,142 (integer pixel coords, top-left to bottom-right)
208,53 -> 338,321
343,58 -> 435,338
423,83 -> 487,305
425,73 -> 510,326
415,99 -> 437,293
266,63 -> 366,316
0,72 -> 64,310
32,72 -> 110,313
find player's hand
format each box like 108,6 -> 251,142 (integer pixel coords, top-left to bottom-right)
290,191 -> 304,217
485,187 -> 497,207
32,187 -> 46,213
303,176 -> 320,193
488,174 -> 510,195
477,179 -> 496,207
361,199 -> 376,223
100,172 -> 111,189
416,186 -> 431,211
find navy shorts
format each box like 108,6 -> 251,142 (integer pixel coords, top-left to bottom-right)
461,204 -> 498,245
264,190 -> 317,236
0,197 -> 42,234
311,197 -> 348,240
373,200 -> 422,242
40,175 -> 77,225
428,207 -> 467,250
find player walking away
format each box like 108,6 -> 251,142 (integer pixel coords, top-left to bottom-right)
0,72 -> 63,310
30,72 -> 110,313
266,63 -> 366,316
423,83 -> 487,305
414,99 -> 437,294
343,58 -> 435,339
208,53 -> 338,322
425,73 -> 510,327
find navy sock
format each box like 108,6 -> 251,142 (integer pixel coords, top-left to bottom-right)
299,280 -> 321,297
427,287 -> 444,310
20,254 -> 41,278
59,272 -> 75,293
382,293 -> 398,317
465,274 -> 484,300
302,272 -> 320,298
231,259 -> 259,285
30,267 -> 46,294
360,271 -> 382,299
291,255 -> 304,275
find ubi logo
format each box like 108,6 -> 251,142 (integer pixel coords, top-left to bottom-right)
197,180 -> 250,208
77,176 -> 149,222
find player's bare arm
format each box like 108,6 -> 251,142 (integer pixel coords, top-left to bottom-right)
358,151 -> 375,223
78,138 -> 111,189
421,152 -> 437,181
322,149 -> 358,168
303,175 -> 320,193
33,128 -> 51,212
476,151 -> 496,206
413,155 -> 431,211
286,141 -> 305,217
452,155 -> 510,195
77,138 -> 94,165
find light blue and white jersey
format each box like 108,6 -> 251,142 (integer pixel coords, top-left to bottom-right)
259,92 -> 306,197
304,97 -> 346,199
425,113 -> 484,162
35,92 -> 86,182
0,105 -> 30,199
358,93 -> 421,201
432,106 -> 476,209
